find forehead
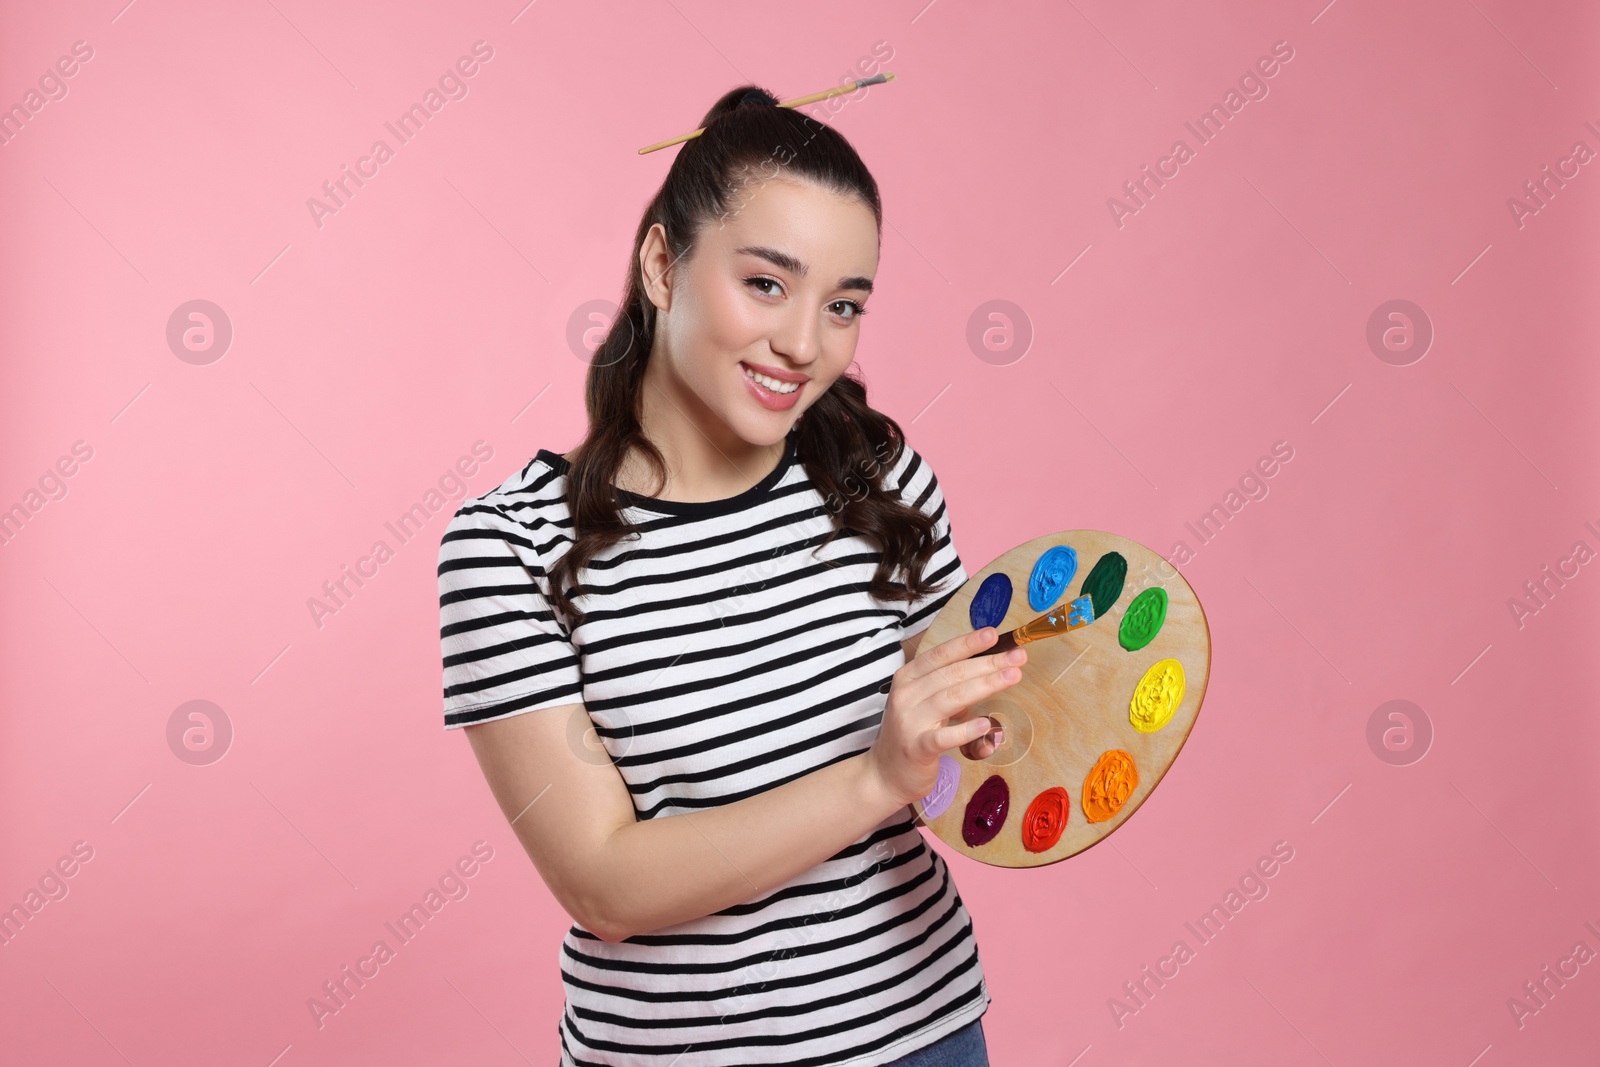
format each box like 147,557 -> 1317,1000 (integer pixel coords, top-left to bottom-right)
698,175 -> 879,277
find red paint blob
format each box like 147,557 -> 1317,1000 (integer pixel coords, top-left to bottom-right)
1021,786 -> 1071,852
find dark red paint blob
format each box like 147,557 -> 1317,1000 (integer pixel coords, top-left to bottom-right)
962,774 -> 1010,847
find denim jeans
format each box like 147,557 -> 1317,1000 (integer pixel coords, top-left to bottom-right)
882,1018 -> 989,1067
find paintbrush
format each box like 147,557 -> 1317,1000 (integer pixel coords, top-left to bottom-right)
989,595 -> 1097,656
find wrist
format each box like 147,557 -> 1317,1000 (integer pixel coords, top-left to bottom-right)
852,751 -> 908,821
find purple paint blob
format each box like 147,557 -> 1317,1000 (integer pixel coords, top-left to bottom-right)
962,774 -> 1011,847
969,573 -> 1013,631
920,755 -> 962,820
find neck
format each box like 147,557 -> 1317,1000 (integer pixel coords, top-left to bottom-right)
623,350 -> 787,503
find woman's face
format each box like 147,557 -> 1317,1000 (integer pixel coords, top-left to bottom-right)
641,175 -> 879,450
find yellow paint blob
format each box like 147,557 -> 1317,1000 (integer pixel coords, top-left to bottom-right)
1129,658 -> 1185,733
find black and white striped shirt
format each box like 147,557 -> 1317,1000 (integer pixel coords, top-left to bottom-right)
437,428 -> 991,1065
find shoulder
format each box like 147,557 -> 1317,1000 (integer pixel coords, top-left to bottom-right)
439,451 -> 571,565
882,438 -> 946,509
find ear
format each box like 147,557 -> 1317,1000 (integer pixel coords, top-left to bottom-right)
639,222 -> 676,313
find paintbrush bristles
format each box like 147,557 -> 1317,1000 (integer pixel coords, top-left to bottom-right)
637,72 -> 897,155
778,71 -> 892,109
991,595 -> 1098,656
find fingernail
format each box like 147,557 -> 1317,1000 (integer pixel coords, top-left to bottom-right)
1006,648 -> 1025,664
993,729 -> 1005,744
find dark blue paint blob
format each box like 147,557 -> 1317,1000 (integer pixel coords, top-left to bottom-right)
969,573 -> 1013,631
1027,545 -> 1079,611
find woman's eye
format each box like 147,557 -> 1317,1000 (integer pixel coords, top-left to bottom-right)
829,300 -> 867,321
745,276 -> 782,297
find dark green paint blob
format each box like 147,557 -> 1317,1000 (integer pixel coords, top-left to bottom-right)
1079,551 -> 1127,620
1118,586 -> 1169,651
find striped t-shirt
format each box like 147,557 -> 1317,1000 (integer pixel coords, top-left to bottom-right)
437,427 -> 991,1066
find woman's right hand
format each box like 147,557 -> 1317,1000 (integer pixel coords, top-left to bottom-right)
865,627 -> 1027,809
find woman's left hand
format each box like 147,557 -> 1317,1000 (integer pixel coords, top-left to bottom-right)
960,721 -> 1003,760
899,632 -> 1005,764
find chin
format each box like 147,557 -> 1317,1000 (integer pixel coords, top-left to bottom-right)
729,411 -> 798,448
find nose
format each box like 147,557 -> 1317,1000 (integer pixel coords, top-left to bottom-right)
768,302 -> 821,368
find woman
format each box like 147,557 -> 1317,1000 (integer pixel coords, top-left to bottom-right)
438,85 -> 1025,1067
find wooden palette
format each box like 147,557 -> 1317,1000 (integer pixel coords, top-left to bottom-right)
916,530 -> 1211,868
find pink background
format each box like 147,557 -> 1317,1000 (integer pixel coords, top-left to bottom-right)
3,0 -> 1598,1063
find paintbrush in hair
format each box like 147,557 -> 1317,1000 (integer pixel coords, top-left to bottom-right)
638,72 -> 897,155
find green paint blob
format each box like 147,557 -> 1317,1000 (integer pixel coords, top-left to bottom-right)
1080,551 -> 1127,620
1119,587 -> 1169,651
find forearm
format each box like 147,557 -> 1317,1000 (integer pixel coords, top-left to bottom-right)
590,751 -> 909,941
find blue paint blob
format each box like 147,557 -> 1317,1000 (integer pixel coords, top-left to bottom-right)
1027,545 -> 1079,611
969,573 -> 1013,631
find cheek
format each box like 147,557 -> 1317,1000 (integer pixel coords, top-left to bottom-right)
665,284 -> 747,390
818,330 -> 859,379
691,278 -> 761,349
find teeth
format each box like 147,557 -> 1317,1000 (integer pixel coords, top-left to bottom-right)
743,365 -> 800,394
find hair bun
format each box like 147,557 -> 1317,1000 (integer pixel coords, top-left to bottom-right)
738,88 -> 780,108
695,84 -> 784,131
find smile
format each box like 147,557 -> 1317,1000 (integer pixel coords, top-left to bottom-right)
742,364 -> 801,394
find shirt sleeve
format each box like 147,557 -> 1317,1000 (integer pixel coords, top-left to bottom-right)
889,444 -> 969,641
438,499 -> 584,730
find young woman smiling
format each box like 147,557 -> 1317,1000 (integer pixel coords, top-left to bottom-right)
438,85 -> 1023,1067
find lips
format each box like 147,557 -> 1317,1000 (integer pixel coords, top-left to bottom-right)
740,361 -> 806,412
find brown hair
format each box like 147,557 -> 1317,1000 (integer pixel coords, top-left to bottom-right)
547,84 -> 946,628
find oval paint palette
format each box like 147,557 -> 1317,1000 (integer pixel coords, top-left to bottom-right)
916,530 -> 1211,868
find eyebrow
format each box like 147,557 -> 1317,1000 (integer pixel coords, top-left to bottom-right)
735,245 -> 874,294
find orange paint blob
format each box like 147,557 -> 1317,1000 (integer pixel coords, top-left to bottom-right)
1021,786 -> 1071,852
1082,750 -> 1139,823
